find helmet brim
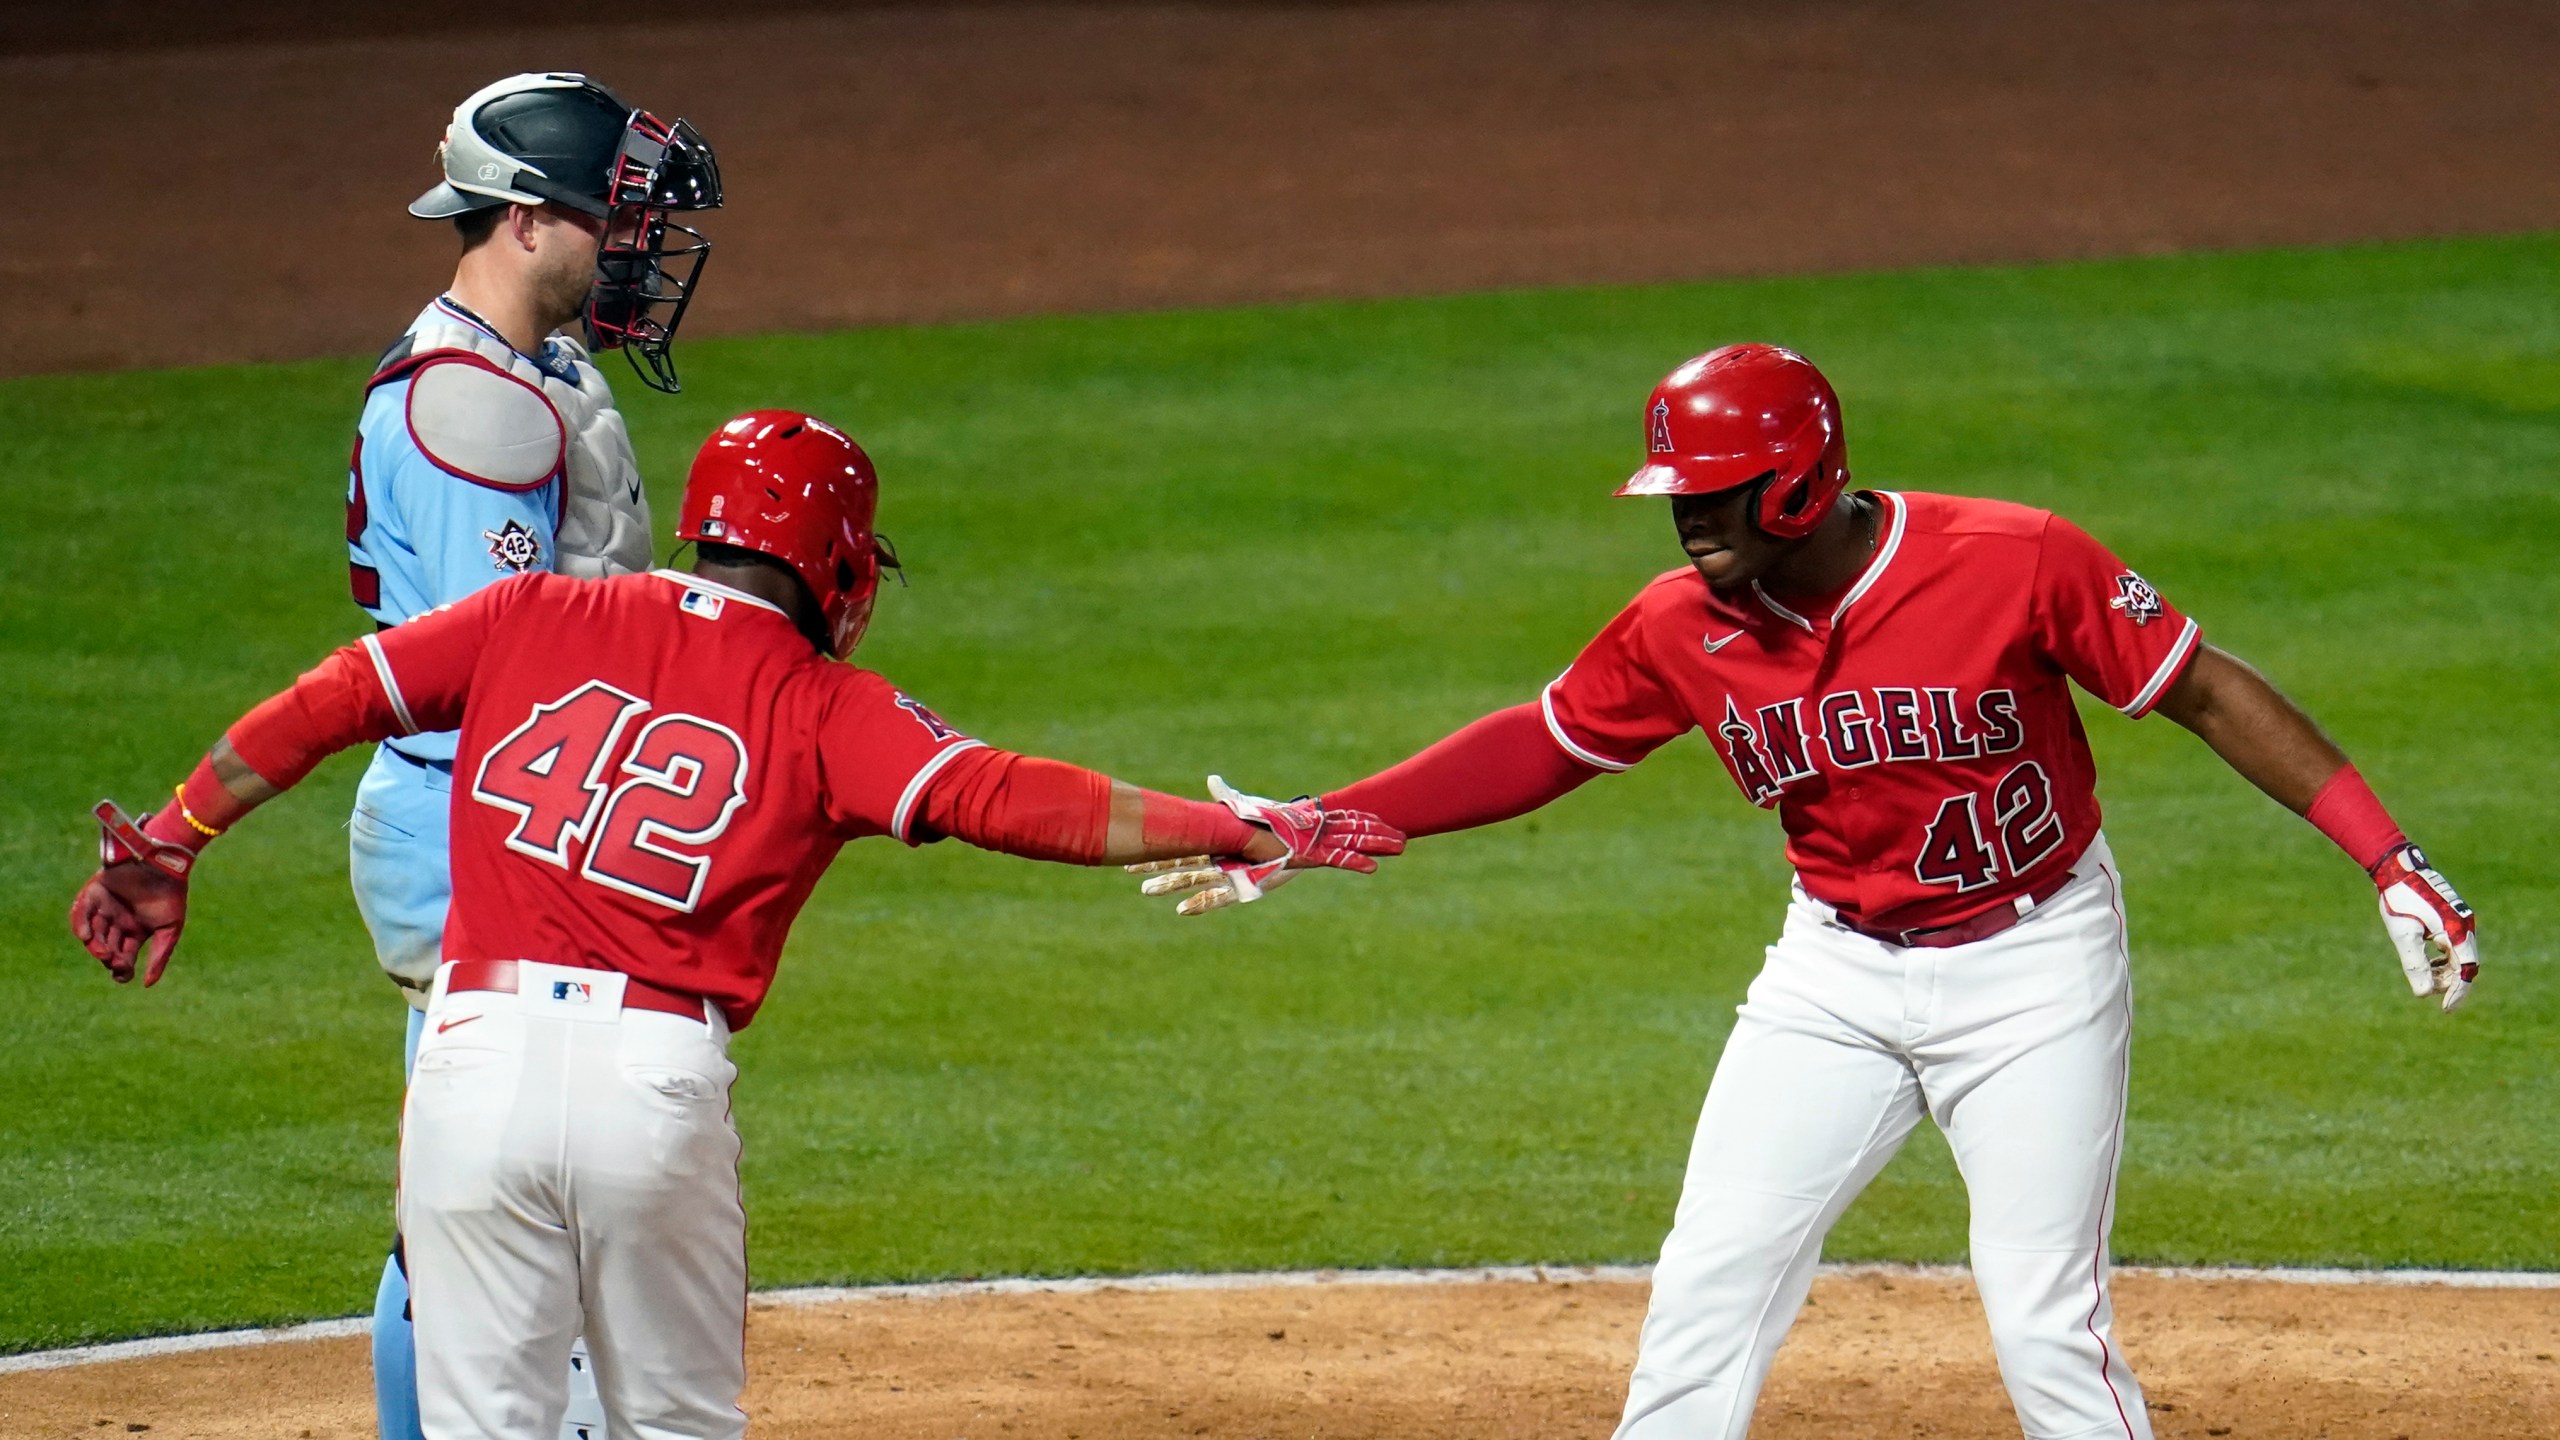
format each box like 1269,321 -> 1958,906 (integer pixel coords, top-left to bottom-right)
410,181 -> 503,220
1615,456 -> 1777,498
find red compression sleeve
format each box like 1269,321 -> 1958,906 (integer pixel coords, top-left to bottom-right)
1141,790 -> 1260,857
916,748 -> 1115,864
2306,763 -> 2408,873
1322,702 -> 1601,838
224,643 -> 414,792
136,756 -> 241,854
914,749 -> 1263,863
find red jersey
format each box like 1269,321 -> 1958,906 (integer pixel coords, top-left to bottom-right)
362,569 -> 983,1027
1542,492 -> 2200,934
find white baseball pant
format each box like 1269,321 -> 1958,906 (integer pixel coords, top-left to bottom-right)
1614,834 -> 2150,1440
402,961 -> 749,1440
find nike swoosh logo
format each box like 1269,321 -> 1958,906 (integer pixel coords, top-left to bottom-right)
1703,630 -> 1743,653
436,1014 -> 482,1035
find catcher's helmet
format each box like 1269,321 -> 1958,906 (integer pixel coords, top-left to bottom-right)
678,411 -> 902,659
1618,344 -> 1849,540
412,73 -> 723,393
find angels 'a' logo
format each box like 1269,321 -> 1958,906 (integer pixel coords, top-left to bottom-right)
2108,572 -> 2164,626
894,693 -> 964,742
1648,398 -> 1675,454
483,519 -> 543,574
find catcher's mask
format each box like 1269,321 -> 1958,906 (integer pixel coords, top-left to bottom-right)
412,73 -> 723,393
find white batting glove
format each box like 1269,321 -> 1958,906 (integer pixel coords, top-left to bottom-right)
1129,853 -> 1301,916
1126,776 -> 1404,916
2371,843 -> 2479,1013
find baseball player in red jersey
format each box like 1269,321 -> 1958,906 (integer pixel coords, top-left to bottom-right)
67,411 -> 1403,1440
1147,345 -> 2479,1440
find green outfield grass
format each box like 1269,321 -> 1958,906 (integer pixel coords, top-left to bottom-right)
2,235 -> 2555,1351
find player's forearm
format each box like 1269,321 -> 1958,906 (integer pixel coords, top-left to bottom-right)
918,750 -> 1272,865
2155,644 -> 2404,869
1321,702 -> 1601,838
137,644 -> 414,857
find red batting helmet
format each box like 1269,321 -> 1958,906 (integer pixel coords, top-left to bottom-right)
677,410 -> 899,658
1617,344 -> 1849,540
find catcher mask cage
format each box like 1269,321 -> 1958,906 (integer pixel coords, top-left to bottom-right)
412,73 -> 722,394
584,110 -> 722,394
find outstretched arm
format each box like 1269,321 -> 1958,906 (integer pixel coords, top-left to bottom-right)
2152,645 -> 2352,822
70,586 -> 511,984
1129,703 -> 1599,916
912,749 -> 1400,871
69,638 -> 428,984
2154,643 -> 2478,1010
1320,702 -> 1604,837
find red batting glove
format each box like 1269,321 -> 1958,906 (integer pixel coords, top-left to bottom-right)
1130,776 -> 1407,916
1207,775 -> 1406,875
2372,842 -> 2478,1014
68,802 -> 198,986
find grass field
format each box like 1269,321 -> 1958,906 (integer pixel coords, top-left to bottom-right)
2,235 -> 2555,1353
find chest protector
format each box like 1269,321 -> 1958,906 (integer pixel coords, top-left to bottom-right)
370,312 -> 653,578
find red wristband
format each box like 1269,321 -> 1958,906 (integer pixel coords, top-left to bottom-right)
2305,764 -> 2406,874
1140,791 -> 1259,857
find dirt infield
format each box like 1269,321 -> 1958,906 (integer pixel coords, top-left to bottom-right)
11,0 -> 2560,377
4,1270 -> 2554,1439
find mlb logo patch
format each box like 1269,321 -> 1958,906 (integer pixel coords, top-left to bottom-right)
2108,572 -> 2164,626
681,589 -> 726,620
551,980 -> 593,1004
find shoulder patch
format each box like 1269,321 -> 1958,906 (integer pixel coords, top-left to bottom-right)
404,357 -> 567,492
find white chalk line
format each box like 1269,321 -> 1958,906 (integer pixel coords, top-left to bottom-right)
6,1260 -> 2554,1376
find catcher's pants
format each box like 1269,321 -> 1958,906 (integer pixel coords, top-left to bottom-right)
1614,834 -> 2150,1440
403,961 -> 748,1440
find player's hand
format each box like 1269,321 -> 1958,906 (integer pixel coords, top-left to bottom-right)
67,802 -> 196,986
1127,776 -> 1406,916
2372,843 -> 2477,1013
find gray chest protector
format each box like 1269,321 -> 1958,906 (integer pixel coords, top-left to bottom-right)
394,311 -> 653,577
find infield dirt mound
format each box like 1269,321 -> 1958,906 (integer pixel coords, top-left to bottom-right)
5,1271 -> 2554,1439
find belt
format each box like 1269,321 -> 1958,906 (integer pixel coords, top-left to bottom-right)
445,959 -> 709,1024
1843,868 -> 2077,949
386,746 -> 454,776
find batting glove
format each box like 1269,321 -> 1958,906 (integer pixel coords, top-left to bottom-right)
1128,776 -> 1405,916
67,801 -> 196,986
2372,842 -> 2477,1013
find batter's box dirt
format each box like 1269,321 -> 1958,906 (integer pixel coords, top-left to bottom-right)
5,1271 -> 2555,1438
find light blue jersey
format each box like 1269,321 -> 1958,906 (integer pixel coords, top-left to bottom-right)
348,295 -> 629,1440
349,296 -> 575,763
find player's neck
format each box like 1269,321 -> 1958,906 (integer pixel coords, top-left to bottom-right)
690,559 -> 830,652
444,263 -> 571,359
1755,493 -> 1879,601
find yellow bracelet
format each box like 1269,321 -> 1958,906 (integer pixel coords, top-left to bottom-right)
173,784 -> 224,838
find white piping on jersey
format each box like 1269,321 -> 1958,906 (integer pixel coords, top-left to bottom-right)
2121,616 -> 2202,717
358,633 -> 419,736
1539,677 -> 1634,772
1831,490 -> 1906,617
1751,586 -> 1815,633
892,739 -> 990,841
432,295 -> 510,348
1749,490 -> 1906,633
650,569 -> 791,618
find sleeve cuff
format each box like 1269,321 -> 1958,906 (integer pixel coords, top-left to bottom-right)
1539,679 -> 1636,772
2120,617 -> 2201,718
890,739 -> 988,843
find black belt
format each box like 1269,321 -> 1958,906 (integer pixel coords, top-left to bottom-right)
385,746 -> 454,776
